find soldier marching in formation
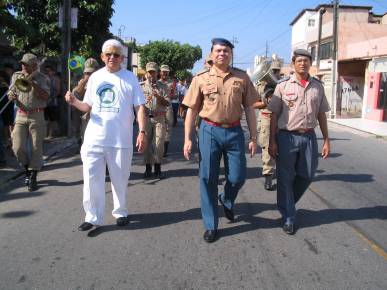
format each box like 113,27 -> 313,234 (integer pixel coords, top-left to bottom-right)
7,53 -> 50,191
141,62 -> 169,179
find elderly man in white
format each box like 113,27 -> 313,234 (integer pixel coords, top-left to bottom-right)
65,39 -> 147,231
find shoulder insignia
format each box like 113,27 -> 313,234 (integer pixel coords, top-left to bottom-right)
195,67 -> 209,76
277,76 -> 290,84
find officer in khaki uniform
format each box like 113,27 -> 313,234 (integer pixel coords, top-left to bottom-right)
141,62 -> 169,179
183,38 -> 259,243
253,61 -> 281,190
159,64 -> 178,157
268,49 -> 330,235
8,53 -> 50,191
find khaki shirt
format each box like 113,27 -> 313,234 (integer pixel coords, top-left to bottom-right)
159,79 -> 178,101
256,80 -> 271,114
183,66 -> 258,124
9,71 -> 50,110
141,80 -> 168,114
268,74 -> 330,131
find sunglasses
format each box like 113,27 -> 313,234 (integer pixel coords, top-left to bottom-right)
104,52 -> 121,58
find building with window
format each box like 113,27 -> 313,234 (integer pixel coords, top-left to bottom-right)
290,4 -> 387,122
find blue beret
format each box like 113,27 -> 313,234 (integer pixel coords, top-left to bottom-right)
211,38 -> 234,49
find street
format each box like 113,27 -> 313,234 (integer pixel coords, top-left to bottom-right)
0,120 -> 386,290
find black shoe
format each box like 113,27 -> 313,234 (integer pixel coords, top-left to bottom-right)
264,175 -> 273,190
116,216 -> 129,226
78,222 -> 94,231
154,163 -> 164,180
143,164 -> 153,179
218,195 -> 234,222
283,221 -> 295,235
203,230 -> 217,243
24,167 -> 31,186
28,171 -> 38,192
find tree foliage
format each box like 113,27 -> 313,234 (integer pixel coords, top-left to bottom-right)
139,40 -> 202,75
175,69 -> 192,81
0,0 -> 114,59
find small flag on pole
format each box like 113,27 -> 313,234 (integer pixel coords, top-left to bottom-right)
68,54 -> 85,74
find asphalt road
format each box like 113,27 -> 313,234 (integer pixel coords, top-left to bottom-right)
0,120 -> 386,290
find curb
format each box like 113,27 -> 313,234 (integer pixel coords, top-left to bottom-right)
328,120 -> 387,140
0,137 -> 77,189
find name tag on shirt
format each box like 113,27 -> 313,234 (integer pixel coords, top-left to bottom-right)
202,83 -> 217,95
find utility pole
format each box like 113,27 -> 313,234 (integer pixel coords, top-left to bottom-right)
61,0 -> 72,136
316,7 -> 326,70
330,0 -> 339,119
231,36 -> 238,67
265,41 -> 269,58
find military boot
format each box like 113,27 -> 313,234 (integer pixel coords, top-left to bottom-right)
24,166 -> 31,186
143,164 -> 153,179
264,174 -> 273,190
28,170 -> 38,192
154,163 -> 164,180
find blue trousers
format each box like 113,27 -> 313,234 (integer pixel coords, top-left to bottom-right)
199,121 -> 246,230
276,130 -> 318,222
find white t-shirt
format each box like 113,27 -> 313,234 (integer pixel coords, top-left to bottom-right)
83,67 -> 145,148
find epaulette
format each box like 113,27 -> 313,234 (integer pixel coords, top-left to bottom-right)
195,67 -> 209,76
277,76 -> 290,83
14,71 -> 24,76
139,81 -> 145,85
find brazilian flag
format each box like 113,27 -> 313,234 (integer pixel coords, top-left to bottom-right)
68,54 -> 85,75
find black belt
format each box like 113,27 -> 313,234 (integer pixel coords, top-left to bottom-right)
280,128 -> 314,134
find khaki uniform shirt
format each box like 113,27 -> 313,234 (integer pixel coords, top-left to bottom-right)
256,80 -> 271,114
159,79 -> 178,101
9,71 -> 50,110
268,74 -> 330,131
183,66 -> 259,124
141,80 -> 168,115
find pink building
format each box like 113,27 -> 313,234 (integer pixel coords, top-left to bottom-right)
290,4 -> 387,122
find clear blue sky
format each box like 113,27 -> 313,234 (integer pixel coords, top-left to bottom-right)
110,0 -> 387,72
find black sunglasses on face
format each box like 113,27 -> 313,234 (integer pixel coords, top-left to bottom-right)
105,53 -> 121,58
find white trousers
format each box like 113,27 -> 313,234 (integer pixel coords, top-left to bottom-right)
80,144 -> 132,225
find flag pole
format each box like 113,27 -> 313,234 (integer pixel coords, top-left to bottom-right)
67,53 -> 72,137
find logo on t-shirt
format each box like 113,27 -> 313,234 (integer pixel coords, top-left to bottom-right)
96,82 -> 119,113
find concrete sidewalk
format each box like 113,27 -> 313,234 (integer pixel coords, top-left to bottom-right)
0,137 -> 77,188
329,118 -> 387,138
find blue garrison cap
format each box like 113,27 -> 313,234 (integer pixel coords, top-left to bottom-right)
211,38 -> 234,49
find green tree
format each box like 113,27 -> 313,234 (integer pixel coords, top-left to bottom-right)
175,69 -> 192,81
139,40 -> 202,75
0,0 -> 114,58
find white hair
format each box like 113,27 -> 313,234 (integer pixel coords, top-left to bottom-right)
102,39 -> 123,53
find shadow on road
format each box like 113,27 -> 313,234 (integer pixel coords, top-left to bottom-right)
297,205 -> 387,228
1,210 -> 37,218
85,203 -> 387,240
0,190 -> 45,203
314,173 -> 374,183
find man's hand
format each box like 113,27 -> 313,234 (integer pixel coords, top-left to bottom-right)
268,139 -> 278,159
8,92 -> 17,101
136,132 -> 147,153
248,141 -> 257,158
321,139 -> 330,159
183,139 -> 192,160
65,91 -> 75,105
